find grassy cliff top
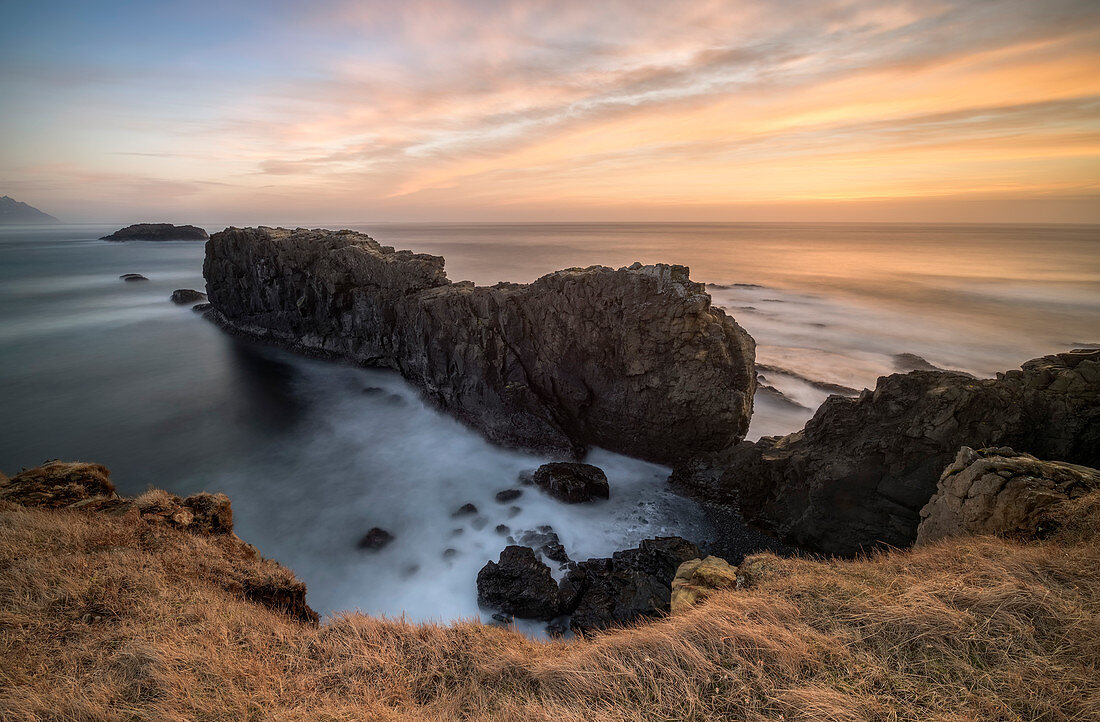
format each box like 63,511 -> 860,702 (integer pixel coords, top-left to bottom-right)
2,468 -> 1098,721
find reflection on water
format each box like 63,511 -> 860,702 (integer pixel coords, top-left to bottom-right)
1,222 -> 1097,622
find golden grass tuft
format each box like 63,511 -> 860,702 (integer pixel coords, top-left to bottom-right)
1,491 -> 1099,720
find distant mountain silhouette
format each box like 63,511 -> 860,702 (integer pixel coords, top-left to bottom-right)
0,196 -> 59,224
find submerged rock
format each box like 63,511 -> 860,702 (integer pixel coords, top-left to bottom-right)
476,546 -> 561,620
358,527 -> 394,550
451,503 -> 478,517
917,446 -> 1100,544
102,223 -> 208,241
119,273 -> 148,282
170,288 -> 207,304
494,489 -> 522,503
203,227 -> 755,465
532,462 -> 610,503
675,349 -> 1100,556
514,526 -> 570,564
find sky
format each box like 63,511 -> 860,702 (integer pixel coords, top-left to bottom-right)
1,0 -> 1099,224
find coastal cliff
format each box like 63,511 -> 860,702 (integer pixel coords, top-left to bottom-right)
675,349 -> 1100,555
203,226 -> 755,464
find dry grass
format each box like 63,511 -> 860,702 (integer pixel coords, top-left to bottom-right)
2,493 -> 1099,721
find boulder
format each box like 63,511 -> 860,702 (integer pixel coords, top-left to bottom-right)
120,273 -> 148,282
916,447 -> 1100,544
559,536 -> 700,633
171,289 -> 207,304
494,489 -> 522,503
532,462 -> 610,503
476,546 -> 561,620
675,350 -> 1100,556
102,223 -> 208,241
203,227 -> 755,465
670,555 -> 739,613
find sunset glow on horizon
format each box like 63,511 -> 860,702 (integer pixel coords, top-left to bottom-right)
2,0 -> 1099,224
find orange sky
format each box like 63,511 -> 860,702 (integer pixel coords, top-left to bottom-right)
2,0 -> 1099,223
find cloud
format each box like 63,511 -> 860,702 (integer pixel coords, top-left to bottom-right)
1,0 -> 1098,221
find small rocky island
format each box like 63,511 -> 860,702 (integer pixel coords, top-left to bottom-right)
101,223 -> 209,241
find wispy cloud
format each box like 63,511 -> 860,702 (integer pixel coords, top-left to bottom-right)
1,0 -> 1098,221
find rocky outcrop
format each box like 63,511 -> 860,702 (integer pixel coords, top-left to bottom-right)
560,536 -> 700,633
102,223 -> 208,241
670,555 -> 739,613
1,461 -> 316,624
477,536 -> 700,633
532,462 -> 609,503
675,350 -> 1100,556
203,227 -> 755,464
477,546 -> 562,620
917,447 -> 1100,544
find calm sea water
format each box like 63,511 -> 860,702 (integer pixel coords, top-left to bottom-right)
2,222 -> 1098,623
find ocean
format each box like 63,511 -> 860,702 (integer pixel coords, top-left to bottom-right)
2,222 -> 1098,626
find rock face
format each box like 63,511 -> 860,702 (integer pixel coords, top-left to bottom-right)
476,546 -> 562,620
357,527 -> 395,550
102,223 -> 208,241
917,447 -> 1100,544
675,350 -> 1100,556
203,227 -> 755,464
532,462 -> 610,503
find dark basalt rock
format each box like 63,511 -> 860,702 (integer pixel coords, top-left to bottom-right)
357,527 -> 394,550
171,289 -> 207,304
559,537 -> 700,633
476,546 -> 561,620
474,536 -> 700,633
675,349 -> 1100,556
451,503 -> 478,517
120,273 -> 148,282
192,302 -> 212,313
203,227 -> 755,465
102,223 -> 208,241
533,462 -> 610,503
515,526 -> 570,564
494,488 -> 522,503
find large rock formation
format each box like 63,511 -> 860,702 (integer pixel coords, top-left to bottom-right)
916,446 -> 1100,544
203,227 -> 755,464
102,223 -> 209,241
675,349 -> 1100,556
